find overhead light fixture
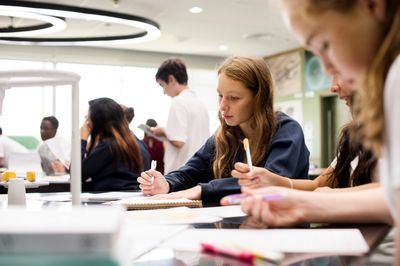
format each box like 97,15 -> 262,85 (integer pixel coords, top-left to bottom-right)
243,33 -> 274,41
0,0 -> 161,45
189,7 -> 203,14
0,10 -> 66,36
218,45 -> 228,51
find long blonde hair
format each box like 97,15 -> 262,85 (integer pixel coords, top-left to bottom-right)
357,2 -> 400,155
306,0 -> 400,156
213,56 -> 276,178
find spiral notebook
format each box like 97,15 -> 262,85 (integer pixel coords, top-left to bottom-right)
111,197 -> 202,210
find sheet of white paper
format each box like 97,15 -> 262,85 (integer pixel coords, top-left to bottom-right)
8,151 -> 43,177
123,207 -> 222,225
117,223 -> 188,261
36,192 -> 143,202
137,124 -> 168,142
45,136 -> 71,168
0,206 -> 123,233
81,191 -> 143,201
0,179 -> 49,188
187,205 -> 246,218
40,174 -> 70,183
161,228 -> 369,255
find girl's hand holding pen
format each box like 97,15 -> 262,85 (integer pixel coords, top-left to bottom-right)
221,186 -> 305,227
232,162 -> 290,189
137,170 -> 169,195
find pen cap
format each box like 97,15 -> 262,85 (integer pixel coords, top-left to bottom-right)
243,138 -> 250,151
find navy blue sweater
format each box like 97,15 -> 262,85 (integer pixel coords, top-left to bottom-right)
81,136 -> 150,192
165,112 -> 310,203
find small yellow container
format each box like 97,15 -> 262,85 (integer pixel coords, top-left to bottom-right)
2,171 -> 17,182
26,171 -> 36,182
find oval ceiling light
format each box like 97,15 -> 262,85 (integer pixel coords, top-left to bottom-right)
0,0 -> 161,45
189,7 -> 203,14
0,10 -> 66,36
218,45 -> 228,51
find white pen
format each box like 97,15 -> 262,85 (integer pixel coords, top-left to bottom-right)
243,138 -> 253,171
150,160 -> 157,184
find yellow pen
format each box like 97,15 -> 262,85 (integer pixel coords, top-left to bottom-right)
243,138 -> 253,171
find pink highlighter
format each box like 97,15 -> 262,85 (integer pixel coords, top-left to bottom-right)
200,242 -> 255,261
226,192 -> 285,205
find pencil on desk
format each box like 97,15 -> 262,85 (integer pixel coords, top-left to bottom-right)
243,138 -> 253,171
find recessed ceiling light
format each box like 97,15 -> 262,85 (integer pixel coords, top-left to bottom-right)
243,33 -> 274,41
219,45 -> 228,51
189,6 -> 203,14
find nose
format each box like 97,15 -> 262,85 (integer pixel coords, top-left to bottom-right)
219,97 -> 228,111
330,77 -> 340,94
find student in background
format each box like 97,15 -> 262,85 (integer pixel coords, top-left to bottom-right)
81,97 -> 150,191
143,118 -> 165,174
120,104 -> 151,172
0,127 -> 28,168
150,58 -> 210,174
138,56 -> 310,202
37,116 -> 68,175
221,0 -> 400,262
120,104 -> 135,125
232,77 -> 379,191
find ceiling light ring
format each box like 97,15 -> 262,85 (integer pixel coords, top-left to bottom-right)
0,23 -> 53,33
0,0 -> 161,44
0,10 -> 66,36
1,32 -> 148,43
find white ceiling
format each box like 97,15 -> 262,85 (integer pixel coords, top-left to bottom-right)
2,0 -> 302,58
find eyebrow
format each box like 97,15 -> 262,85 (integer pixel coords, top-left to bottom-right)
216,90 -> 241,95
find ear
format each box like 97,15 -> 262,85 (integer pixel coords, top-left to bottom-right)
360,0 -> 386,22
168,74 -> 176,84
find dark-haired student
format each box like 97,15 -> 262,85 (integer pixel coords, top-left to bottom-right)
232,77 -> 379,192
138,56 -> 310,203
81,98 -> 150,192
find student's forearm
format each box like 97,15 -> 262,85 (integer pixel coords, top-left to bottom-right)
292,179 -> 319,191
328,182 -> 380,192
291,167 -> 333,191
301,188 -> 392,224
266,171 -> 318,190
170,140 -> 184,149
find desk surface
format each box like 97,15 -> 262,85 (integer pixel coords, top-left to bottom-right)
0,192 -> 394,266
133,222 -> 393,266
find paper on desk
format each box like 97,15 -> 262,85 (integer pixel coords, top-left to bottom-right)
40,174 -> 70,183
161,228 -> 369,255
0,179 -> 49,189
36,191 -> 143,202
81,191 -> 143,202
117,223 -> 188,260
8,152 -> 44,177
187,205 -> 246,218
123,207 -> 222,225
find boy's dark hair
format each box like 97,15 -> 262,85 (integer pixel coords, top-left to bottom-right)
42,116 -> 59,129
146,118 -> 157,127
155,58 -> 188,85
